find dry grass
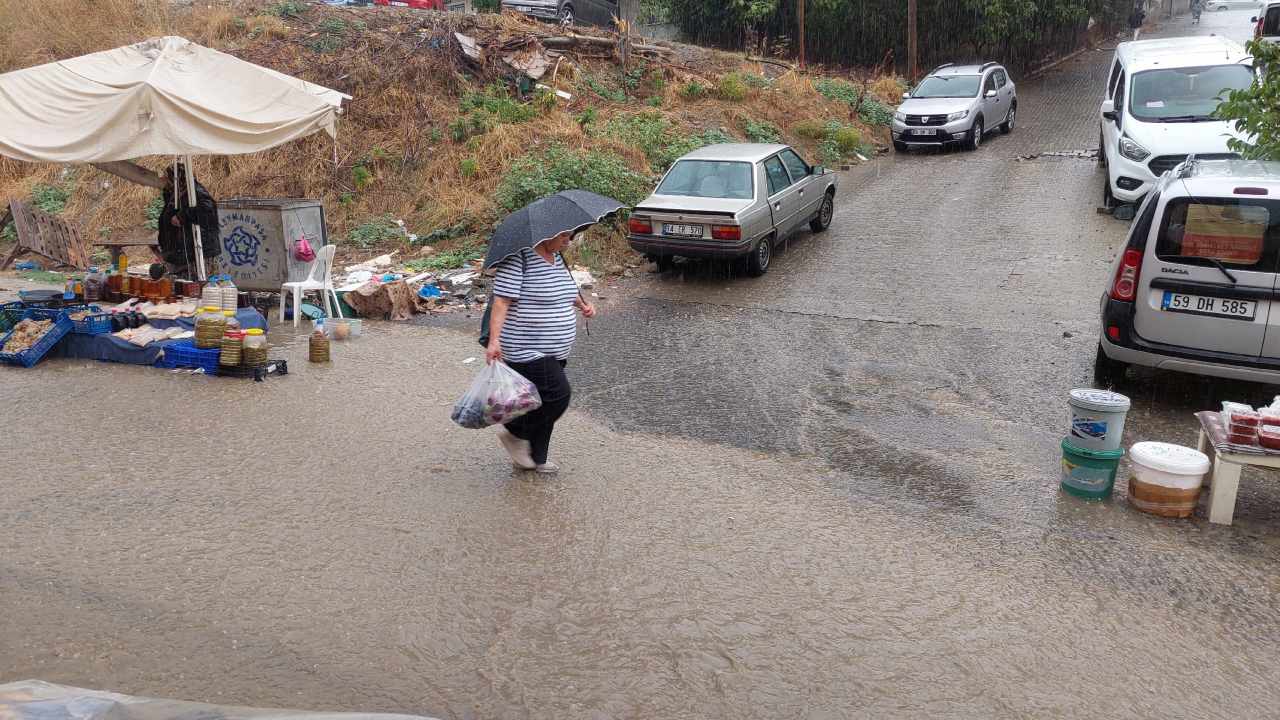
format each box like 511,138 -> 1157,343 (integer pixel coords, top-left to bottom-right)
0,1 -> 895,269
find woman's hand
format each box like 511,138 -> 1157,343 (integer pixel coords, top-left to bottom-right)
169,214 -> 182,227
485,338 -> 503,364
577,300 -> 597,319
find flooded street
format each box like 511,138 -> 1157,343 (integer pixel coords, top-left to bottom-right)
4,9 -> 1280,719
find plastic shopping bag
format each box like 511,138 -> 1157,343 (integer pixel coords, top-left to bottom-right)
293,236 -> 316,263
451,361 -> 542,429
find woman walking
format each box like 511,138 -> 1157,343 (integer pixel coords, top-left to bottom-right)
485,230 -> 596,474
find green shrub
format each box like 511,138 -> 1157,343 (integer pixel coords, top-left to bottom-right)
601,113 -> 735,172
791,119 -> 826,140
646,96 -> 663,108
584,74 -> 627,102
460,158 -> 478,178
679,81 -> 706,100
404,244 -> 483,271
814,77 -> 858,104
576,106 -> 598,126
830,124 -> 862,154
268,0 -> 306,17
1,223 -> 15,243
352,163 -> 374,190
143,196 -> 164,230
739,73 -> 772,89
451,84 -> 538,141
857,98 -> 893,126
814,77 -> 893,125
348,215 -> 403,248
496,147 -> 651,212
717,73 -> 748,101
743,118 -> 782,143
31,184 -> 69,215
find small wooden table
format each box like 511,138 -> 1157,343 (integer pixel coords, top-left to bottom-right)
93,236 -> 160,266
1195,411 -> 1280,525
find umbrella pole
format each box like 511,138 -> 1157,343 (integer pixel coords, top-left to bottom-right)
184,155 -> 207,281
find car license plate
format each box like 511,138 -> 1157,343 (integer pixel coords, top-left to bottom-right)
1161,291 -> 1257,320
912,128 -> 937,135
519,5 -> 533,11
664,223 -> 703,238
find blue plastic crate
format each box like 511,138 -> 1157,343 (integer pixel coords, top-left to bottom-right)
67,305 -> 112,335
156,339 -> 221,374
0,308 -> 73,367
0,302 -> 23,335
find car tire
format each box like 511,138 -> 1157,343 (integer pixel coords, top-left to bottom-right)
1098,129 -> 1107,168
559,2 -> 574,25
966,117 -> 983,151
1094,344 -> 1129,388
1102,175 -> 1116,211
746,236 -> 772,277
1001,103 -> 1016,134
810,192 -> 834,233
893,140 -> 908,152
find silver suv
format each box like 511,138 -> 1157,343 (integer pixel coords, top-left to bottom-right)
1095,158 -> 1280,386
892,62 -> 1017,152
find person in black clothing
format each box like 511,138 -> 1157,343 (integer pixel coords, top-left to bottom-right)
1129,3 -> 1146,39
157,165 -> 221,279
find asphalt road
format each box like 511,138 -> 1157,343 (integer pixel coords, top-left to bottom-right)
3,8 -> 1280,720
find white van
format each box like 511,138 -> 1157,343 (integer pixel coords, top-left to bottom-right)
1095,159 -> 1280,386
1253,1 -> 1280,42
1099,36 -> 1253,209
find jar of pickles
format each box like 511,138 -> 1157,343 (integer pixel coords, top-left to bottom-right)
223,310 -> 240,332
242,328 -> 268,366
220,330 -> 245,367
195,306 -> 227,348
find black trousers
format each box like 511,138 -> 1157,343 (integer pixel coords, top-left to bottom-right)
504,357 -> 571,465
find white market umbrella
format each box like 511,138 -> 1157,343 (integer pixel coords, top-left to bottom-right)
0,36 -> 351,278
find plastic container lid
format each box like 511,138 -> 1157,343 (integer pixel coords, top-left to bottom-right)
1069,388 -> 1131,412
1061,438 -> 1125,459
223,310 -> 235,316
245,328 -> 264,335
1129,442 -> 1211,475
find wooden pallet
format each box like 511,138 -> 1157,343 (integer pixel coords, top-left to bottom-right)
0,199 -> 92,270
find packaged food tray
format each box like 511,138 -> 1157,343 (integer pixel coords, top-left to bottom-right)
0,308 -> 73,367
66,304 -> 112,335
155,339 -> 221,374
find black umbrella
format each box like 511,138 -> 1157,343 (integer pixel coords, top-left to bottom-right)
483,189 -> 625,269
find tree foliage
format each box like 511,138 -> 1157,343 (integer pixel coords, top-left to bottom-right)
666,0 -> 1133,71
1217,38 -> 1280,160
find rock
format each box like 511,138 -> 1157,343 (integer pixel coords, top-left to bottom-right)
643,261 -> 659,273
622,269 -> 635,278
1063,331 -> 1074,339
571,270 -> 596,289
415,245 -> 437,257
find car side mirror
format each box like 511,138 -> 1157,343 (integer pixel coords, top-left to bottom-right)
1252,16 -> 1259,22
901,92 -> 910,100
1101,99 -> 1118,122
985,90 -> 997,98
812,165 -> 825,176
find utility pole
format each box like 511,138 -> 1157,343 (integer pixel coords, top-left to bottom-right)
797,0 -> 806,68
907,0 -> 918,80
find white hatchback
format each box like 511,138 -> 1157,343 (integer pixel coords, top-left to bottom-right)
1096,159 -> 1280,386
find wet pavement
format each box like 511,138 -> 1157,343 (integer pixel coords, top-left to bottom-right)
4,9 -> 1280,720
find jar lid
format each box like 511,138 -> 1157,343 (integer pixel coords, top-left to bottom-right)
223,310 -> 235,316
245,328 -> 264,335
203,306 -> 220,312
223,330 -> 246,339
1069,388 -> 1131,412
1130,441 -> 1211,475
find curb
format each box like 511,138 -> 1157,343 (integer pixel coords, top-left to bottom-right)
1025,45 -> 1091,79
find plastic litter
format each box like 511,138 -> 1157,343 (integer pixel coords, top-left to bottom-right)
418,284 -> 443,299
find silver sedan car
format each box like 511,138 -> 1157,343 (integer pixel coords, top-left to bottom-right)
627,144 -> 838,276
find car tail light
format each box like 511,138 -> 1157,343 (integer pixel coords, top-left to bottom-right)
1108,326 -> 1121,341
628,216 -> 652,234
711,224 -> 741,241
1257,16 -> 1265,37
1110,248 -> 1143,302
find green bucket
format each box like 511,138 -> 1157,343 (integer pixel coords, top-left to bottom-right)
1060,438 -> 1124,499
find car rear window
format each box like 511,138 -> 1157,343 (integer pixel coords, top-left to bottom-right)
1156,198 -> 1275,270
656,160 -> 754,199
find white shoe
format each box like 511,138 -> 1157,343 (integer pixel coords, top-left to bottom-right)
534,462 -> 560,475
496,426 -> 535,470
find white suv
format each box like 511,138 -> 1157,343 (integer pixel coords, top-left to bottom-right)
1098,36 -> 1253,210
1095,158 -> 1280,386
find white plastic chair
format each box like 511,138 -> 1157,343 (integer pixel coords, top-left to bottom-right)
279,244 -> 342,327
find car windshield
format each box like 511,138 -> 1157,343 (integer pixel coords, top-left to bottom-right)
1129,65 -> 1254,121
911,75 -> 981,98
656,160 -> 754,199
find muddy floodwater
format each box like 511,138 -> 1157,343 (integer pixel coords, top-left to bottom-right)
4,10 -> 1280,720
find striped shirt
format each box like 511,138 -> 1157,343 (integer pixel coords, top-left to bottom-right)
493,248 -> 578,362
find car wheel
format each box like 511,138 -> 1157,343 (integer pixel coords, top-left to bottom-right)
746,236 -> 772,277
1098,129 -> 1107,168
1094,344 -> 1129,388
810,192 -> 834,233
1001,103 -> 1016,134
893,140 -> 908,152
966,117 -> 983,151
559,3 -> 574,25
1102,175 -> 1116,211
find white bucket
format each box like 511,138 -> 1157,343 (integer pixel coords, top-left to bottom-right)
1128,442 -> 1211,518
1067,389 -> 1131,452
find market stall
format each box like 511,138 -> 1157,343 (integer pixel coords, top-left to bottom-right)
0,36 -> 349,377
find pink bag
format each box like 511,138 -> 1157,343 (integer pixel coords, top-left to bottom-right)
293,236 -> 316,263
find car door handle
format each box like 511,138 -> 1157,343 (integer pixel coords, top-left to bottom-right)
774,202 -> 781,210
798,188 -> 804,195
